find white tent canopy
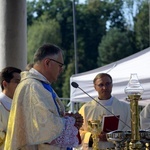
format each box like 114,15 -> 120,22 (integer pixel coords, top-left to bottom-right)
70,47 -> 150,107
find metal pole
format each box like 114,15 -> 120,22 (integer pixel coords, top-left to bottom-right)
72,0 -> 79,112
72,0 -> 78,74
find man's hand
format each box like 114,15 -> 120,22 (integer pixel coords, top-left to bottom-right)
65,112 -> 83,129
73,112 -> 84,129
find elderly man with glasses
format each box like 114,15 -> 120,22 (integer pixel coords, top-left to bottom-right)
76,73 -> 131,150
4,43 -> 83,150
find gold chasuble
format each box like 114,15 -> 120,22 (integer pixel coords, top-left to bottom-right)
4,71 -> 66,150
78,97 -> 131,149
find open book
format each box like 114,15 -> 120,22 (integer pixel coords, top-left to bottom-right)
101,115 -> 120,133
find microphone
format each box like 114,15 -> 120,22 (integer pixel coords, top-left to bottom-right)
71,82 -> 131,129
71,82 -> 79,88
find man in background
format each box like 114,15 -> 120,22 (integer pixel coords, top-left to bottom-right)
0,67 -> 21,149
78,73 -> 131,149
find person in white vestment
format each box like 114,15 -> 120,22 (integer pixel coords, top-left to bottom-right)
0,67 -> 21,149
140,103 -> 150,129
76,73 -> 131,150
4,43 -> 83,150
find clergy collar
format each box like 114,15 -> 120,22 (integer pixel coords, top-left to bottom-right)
0,92 -> 12,111
29,68 -> 51,84
97,96 -> 113,106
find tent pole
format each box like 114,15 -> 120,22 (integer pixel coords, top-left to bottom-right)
70,101 -> 75,113
72,0 -> 79,111
72,0 -> 78,74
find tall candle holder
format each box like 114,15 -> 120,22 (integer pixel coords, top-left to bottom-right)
124,73 -> 144,149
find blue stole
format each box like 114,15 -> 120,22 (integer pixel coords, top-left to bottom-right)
42,82 -> 72,150
42,82 -> 60,115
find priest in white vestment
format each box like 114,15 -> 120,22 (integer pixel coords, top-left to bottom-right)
0,67 -> 21,149
0,93 -> 12,150
75,73 -> 131,150
4,43 -> 83,150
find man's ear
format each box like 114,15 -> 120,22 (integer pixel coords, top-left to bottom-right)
43,58 -> 50,67
2,80 -> 8,88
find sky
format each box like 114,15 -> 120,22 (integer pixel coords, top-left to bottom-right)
79,0 -> 86,3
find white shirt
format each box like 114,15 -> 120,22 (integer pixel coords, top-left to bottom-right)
0,92 -> 12,149
0,92 -> 12,111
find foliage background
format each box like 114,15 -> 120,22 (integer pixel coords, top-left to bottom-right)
27,0 -> 149,109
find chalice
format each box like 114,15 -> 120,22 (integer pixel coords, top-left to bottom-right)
88,120 -> 101,150
107,130 -> 125,150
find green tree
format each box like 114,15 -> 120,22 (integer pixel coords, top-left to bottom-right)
75,0 -> 112,72
62,62 -> 75,98
27,0 -> 54,25
108,0 -> 126,30
97,28 -> 134,66
27,18 -> 61,62
134,1 -> 149,50
122,0 -> 144,28
27,0 -> 37,26
28,0 -> 75,66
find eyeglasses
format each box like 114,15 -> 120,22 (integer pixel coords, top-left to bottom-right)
48,58 -> 64,68
95,82 -> 112,88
